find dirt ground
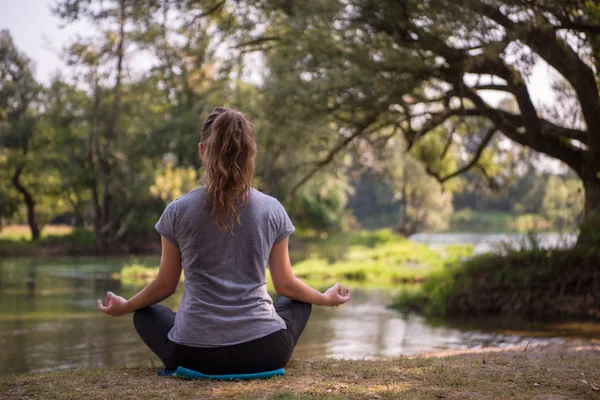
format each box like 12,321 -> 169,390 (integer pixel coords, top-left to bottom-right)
2,341 -> 599,399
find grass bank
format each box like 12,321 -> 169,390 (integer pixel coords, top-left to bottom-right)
0,225 -> 160,257
393,246 -> 600,320
117,229 -> 473,287
2,343 -> 598,399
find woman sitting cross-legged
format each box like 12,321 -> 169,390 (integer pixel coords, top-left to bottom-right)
97,107 -> 351,374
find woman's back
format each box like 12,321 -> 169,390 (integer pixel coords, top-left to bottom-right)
98,107 -> 349,374
156,187 -> 294,347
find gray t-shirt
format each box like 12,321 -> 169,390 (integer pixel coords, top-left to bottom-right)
155,187 -> 294,347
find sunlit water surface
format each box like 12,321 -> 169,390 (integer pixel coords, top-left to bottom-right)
0,233 -> 596,375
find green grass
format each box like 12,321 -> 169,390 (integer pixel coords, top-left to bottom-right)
0,224 -> 74,241
0,224 -> 163,257
291,240 -> 472,287
118,264 -> 164,286
0,225 -> 97,255
2,344 -> 599,399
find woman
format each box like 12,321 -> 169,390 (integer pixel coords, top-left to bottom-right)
97,107 -> 351,374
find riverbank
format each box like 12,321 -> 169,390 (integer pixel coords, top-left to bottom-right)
448,210 -> 562,233
0,225 -> 161,257
1,342 -> 598,399
393,246 -> 600,320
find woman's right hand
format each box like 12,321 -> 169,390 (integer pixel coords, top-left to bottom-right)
323,283 -> 351,306
97,291 -> 130,317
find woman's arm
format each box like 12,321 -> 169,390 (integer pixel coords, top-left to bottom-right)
97,236 -> 183,316
268,237 -> 350,306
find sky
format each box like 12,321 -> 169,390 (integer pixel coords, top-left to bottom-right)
0,0 -> 84,82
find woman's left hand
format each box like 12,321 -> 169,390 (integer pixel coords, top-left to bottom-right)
97,291 -> 130,317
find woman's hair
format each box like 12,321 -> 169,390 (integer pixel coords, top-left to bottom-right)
200,107 -> 257,234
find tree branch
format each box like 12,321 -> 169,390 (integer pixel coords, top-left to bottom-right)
440,123 -> 457,160
233,36 -> 280,49
406,107 -> 454,150
458,108 -> 588,143
462,87 -> 585,173
472,84 -> 512,92
286,115 -> 379,199
477,2 -> 600,152
427,126 -> 496,183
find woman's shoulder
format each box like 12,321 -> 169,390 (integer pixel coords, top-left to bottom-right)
248,189 -> 291,224
250,188 -> 284,209
178,187 -> 205,202
166,187 -> 205,211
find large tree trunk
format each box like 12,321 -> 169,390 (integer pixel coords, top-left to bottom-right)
12,165 -> 40,241
578,168 -> 600,248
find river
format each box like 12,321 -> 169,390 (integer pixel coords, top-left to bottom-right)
0,232 -> 595,375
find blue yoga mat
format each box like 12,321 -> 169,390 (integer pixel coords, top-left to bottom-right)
158,366 -> 285,380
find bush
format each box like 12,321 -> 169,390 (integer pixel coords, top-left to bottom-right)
290,234 -> 473,287
392,247 -> 600,320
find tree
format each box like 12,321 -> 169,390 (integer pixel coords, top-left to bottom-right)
241,0 -> 600,246
43,77 -> 95,229
52,0 -> 226,246
542,175 -> 584,229
0,163 -> 20,231
395,155 -> 454,236
0,30 -> 42,239
53,0 -> 137,246
368,134 -> 454,235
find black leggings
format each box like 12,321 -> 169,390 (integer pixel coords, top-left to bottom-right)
133,296 -> 311,374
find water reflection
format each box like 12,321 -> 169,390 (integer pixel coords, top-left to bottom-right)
297,290 -> 564,360
0,252 -> 595,375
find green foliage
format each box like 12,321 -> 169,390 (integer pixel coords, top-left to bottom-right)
244,0 -> 600,233
41,229 -> 97,247
289,173 -> 351,231
396,156 -> 454,235
2,0 -> 597,246
346,169 -> 401,229
149,162 -> 199,203
291,238 -> 472,287
541,176 -> 584,228
0,226 -> 97,256
293,229 -> 402,261
0,182 -> 19,221
450,210 -> 554,233
1,1 -> 358,240
511,214 -> 552,232
392,247 -> 600,320
118,264 -> 160,286
453,169 -> 584,232
0,29 -> 46,237
450,209 -> 508,232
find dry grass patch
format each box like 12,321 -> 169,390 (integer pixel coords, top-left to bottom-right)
1,343 -> 599,399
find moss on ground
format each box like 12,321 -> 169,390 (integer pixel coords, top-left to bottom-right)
1,343 -> 599,399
